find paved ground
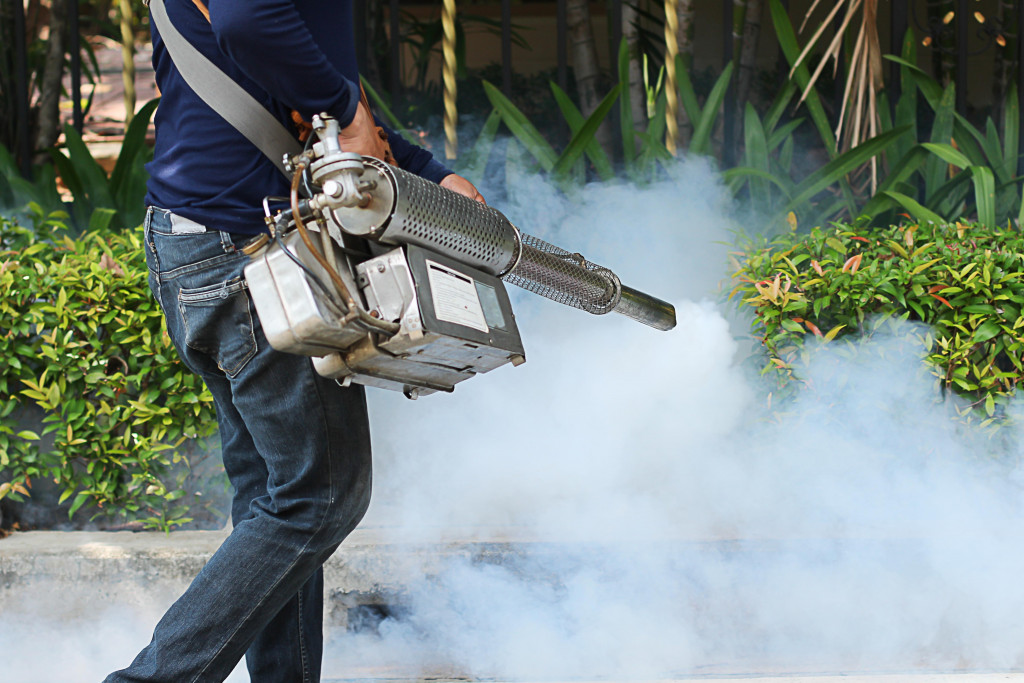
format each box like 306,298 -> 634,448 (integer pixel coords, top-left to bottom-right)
319,675 -> 1024,682
3,526 -> 1024,682
317,677 -> 1024,682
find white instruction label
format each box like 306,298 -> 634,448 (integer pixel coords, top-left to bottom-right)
426,260 -> 489,333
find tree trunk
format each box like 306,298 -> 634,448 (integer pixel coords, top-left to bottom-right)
0,0 -> 14,151
735,0 -> 764,135
675,0 -> 696,144
567,0 -> 614,153
118,0 -> 136,128
567,0 -> 602,115
34,0 -> 67,155
622,2 -> 646,128
25,0 -> 43,41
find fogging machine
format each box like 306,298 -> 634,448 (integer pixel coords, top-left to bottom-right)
244,115 -> 676,398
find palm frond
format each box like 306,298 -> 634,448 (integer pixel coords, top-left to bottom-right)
791,0 -> 885,191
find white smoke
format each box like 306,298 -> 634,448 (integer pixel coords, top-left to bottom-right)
324,157 -> 1024,678
5,155 -> 1024,681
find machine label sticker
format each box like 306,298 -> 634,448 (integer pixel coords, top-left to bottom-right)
426,260 -> 489,333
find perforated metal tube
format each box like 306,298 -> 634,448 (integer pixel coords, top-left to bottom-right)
329,161 -> 522,276
327,160 -> 675,330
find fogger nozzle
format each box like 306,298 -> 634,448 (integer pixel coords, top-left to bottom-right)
322,158 -> 676,331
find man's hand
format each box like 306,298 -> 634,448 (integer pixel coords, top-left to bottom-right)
440,174 -> 486,204
338,102 -> 390,160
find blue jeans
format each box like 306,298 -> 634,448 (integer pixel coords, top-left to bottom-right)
106,208 -> 373,682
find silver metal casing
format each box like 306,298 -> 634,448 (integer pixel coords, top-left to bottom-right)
312,244 -> 525,397
243,228 -> 366,356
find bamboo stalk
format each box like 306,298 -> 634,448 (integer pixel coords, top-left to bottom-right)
442,0 -> 457,159
664,0 -> 679,154
119,0 -> 136,128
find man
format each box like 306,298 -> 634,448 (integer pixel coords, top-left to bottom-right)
106,1 -> 482,680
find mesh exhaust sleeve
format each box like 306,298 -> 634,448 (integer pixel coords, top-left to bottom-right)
503,234 -> 621,314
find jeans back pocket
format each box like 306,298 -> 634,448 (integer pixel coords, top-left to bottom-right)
178,276 -> 258,378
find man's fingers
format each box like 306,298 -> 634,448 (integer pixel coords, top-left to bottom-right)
440,174 -> 486,204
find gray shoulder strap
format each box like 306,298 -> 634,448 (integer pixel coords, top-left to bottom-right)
148,0 -> 303,179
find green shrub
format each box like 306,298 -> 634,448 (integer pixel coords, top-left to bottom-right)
0,215 -> 218,530
730,220 -> 1024,424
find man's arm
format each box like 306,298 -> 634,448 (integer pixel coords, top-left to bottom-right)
206,0 -> 481,199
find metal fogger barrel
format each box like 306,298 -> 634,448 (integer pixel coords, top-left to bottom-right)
325,158 -> 676,332
244,114 -> 675,398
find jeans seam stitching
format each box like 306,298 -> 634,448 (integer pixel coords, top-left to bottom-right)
157,252 -> 244,281
191,362 -> 335,683
298,588 -> 310,682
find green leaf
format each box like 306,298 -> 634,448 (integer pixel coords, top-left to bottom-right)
49,148 -> 90,229
785,127 -> 911,212
881,190 -> 945,225
359,77 -> 404,132
767,118 -> 804,153
56,287 -> 67,317
690,62 -> 734,156
674,54 -> 702,133
617,38 -> 637,165
109,97 -> 159,210
858,145 -> 929,220
61,124 -> 118,212
922,142 -> 971,169
924,84 -> 956,201
68,492 -> 89,518
549,82 -> 615,181
553,84 -> 620,181
885,55 -> 942,106
973,321 -> 1001,344
970,165 -> 996,228
743,102 -> 771,208
722,167 -> 794,199
482,80 -> 558,172
458,109 -> 502,185
763,81 -> 798,134
1004,85 -> 1019,182
929,172 -> 972,218
89,207 -> 119,232
1017,182 -> 1024,229
982,117 -> 1009,184
771,0 -> 836,155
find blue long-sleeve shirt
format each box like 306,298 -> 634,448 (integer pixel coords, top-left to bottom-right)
145,0 -> 451,235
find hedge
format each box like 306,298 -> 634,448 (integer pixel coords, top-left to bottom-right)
0,214 -> 219,531
730,220 -> 1024,426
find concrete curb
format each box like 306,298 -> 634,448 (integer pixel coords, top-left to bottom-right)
0,525 -> 538,627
